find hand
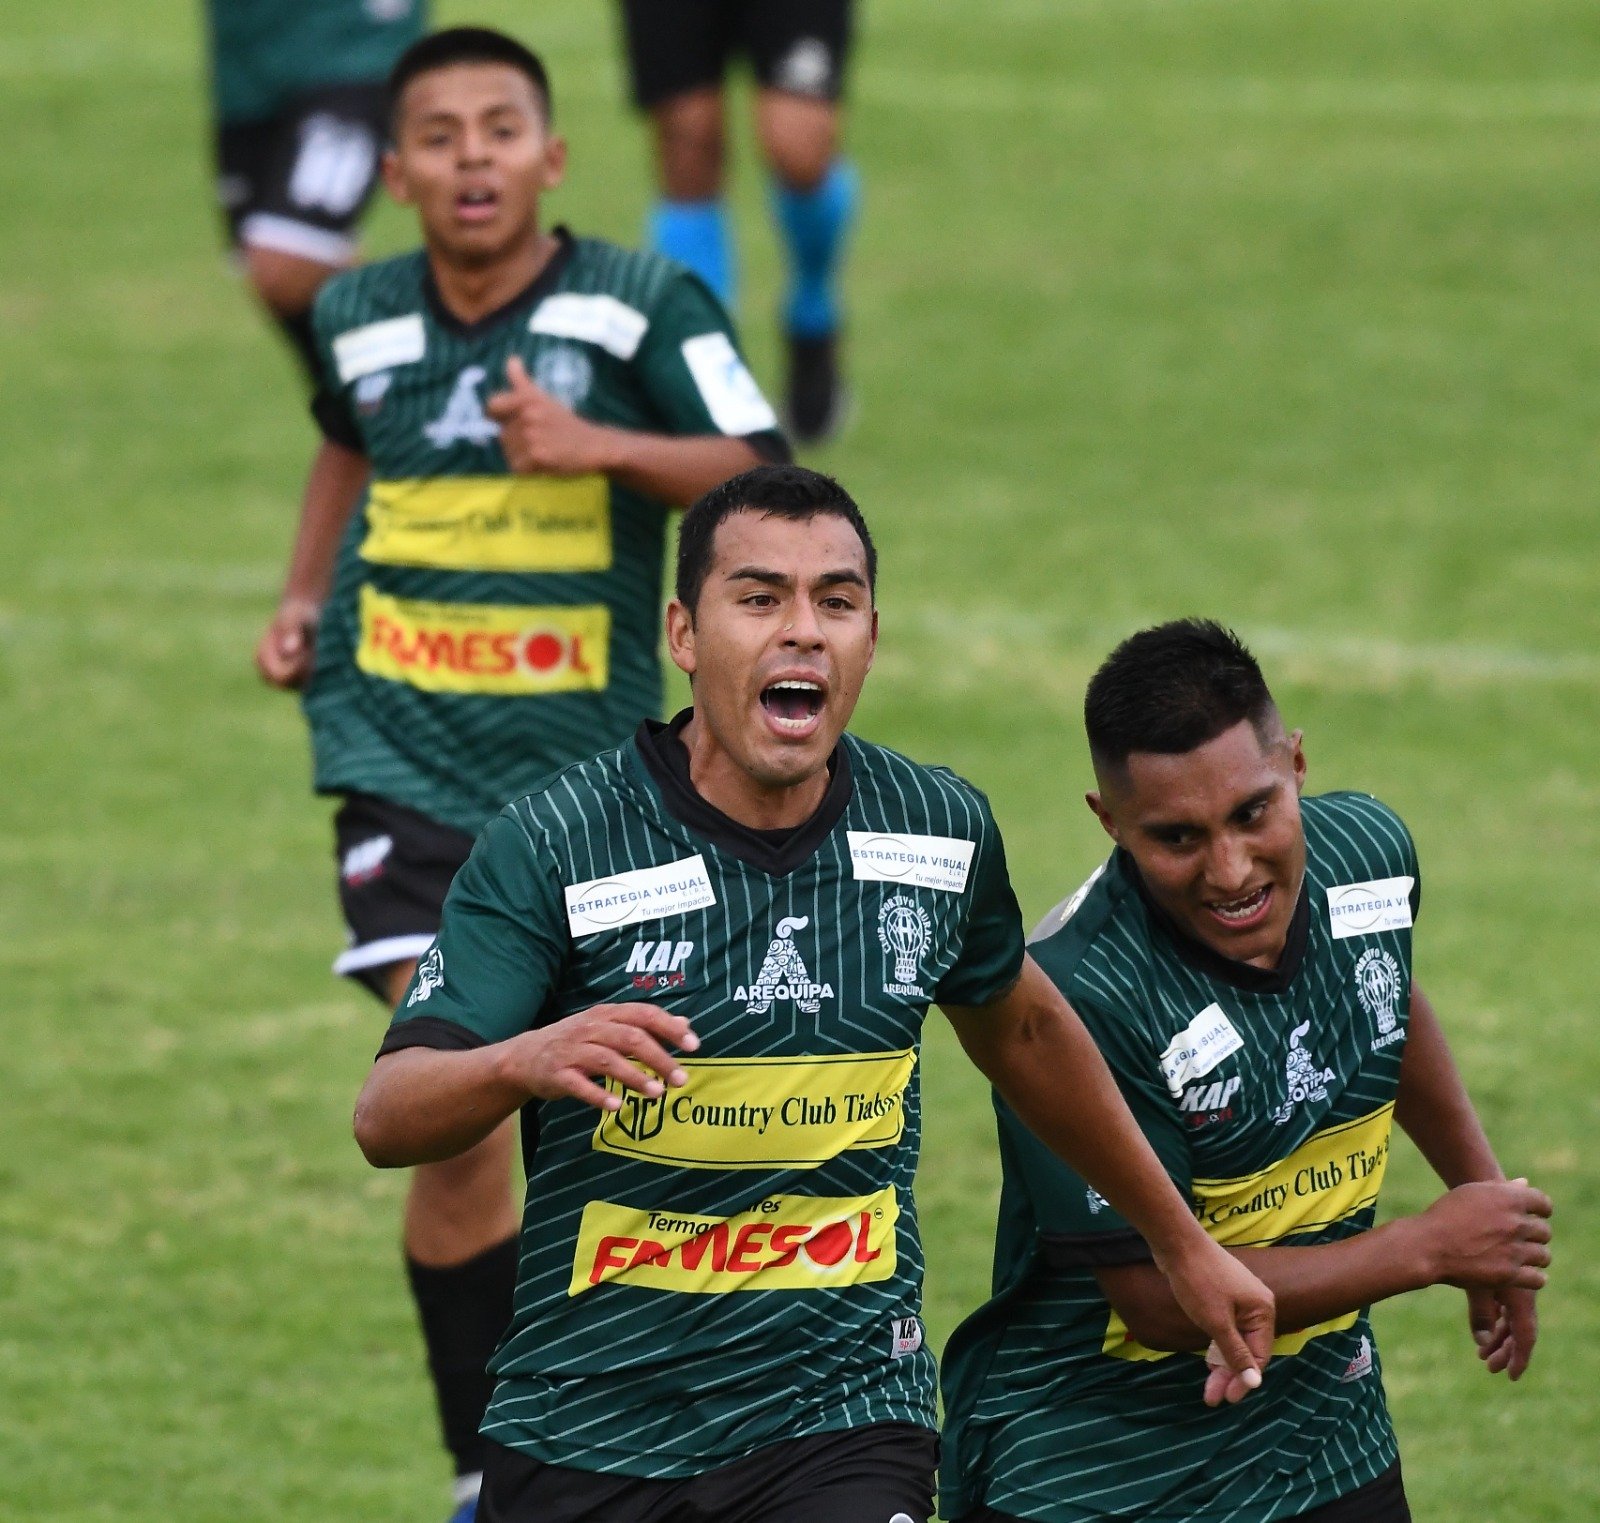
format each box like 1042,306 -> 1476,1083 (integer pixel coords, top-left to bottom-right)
255,596 -> 321,689
484,356 -> 615,475
495,1003 -> 699,1111
1156,1237 -> 1275,1407
1467,1282 -> 1540,1380
1418,1178 -> 1552,1290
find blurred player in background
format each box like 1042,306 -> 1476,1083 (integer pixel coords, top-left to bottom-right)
204,0 -> 426,383
253,28 -> 785,1521
940,621 -> 1553,1523
619,0 -> 859,444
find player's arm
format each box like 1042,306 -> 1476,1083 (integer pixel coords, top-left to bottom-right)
1394,980 -> 1547,1377
354,1004 -> 698,1166
943,955 -> 1275,1401
1094,1174 -> 1551,1354
255,438 -> 369,689
484,356 -> 768,507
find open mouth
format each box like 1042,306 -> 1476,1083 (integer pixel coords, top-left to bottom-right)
1205,883 -> 1273,930
455,187 -> 499,223
759,679 -> 825,735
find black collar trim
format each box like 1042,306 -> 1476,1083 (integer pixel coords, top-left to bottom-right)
1119,849 -> 1311,995
422,227 -> 575,338
632,711 -> 854,877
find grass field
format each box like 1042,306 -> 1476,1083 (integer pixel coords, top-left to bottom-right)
3,1 -> 1599,1518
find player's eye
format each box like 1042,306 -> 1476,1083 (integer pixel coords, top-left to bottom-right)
743,592 -> 778,608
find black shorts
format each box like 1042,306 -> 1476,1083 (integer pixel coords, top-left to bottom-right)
958,1460 -> 1411,1523
619,0 -> 854,109
332,792 -> 476,1001
215,83 -> 389,264
479,1422 -> 937,1523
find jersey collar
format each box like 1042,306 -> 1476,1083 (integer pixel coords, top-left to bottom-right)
421,225 -> 576,338
631,710 -> 854,877
1117,848 -> 1311,995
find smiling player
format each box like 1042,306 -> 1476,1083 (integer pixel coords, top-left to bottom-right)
940,620 -> 1553,1523
252,27 -> 785,1521
351,468 -> 1275,1523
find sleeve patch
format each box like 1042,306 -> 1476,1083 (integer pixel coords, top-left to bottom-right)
332,313 -> 426,382
529,294 -> 649,360
1325,876 -> 1416,939
680,332 -> 780,435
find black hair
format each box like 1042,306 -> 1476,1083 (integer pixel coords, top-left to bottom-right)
1084,619 -> 1278,771
388,27 -> 553,128
675,465 -> 877,612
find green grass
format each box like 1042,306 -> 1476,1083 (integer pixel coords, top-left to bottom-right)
3,0 -> 1599,1517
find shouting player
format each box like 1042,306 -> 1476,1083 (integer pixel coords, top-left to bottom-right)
940,620 -> 1553,1523
205,0 -> 426,382
620,0 -> 859,442
253,28 -> 785,1522
352,468 -> 1275,1523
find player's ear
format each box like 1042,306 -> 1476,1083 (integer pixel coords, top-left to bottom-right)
1288,728 -> 1307,794
1085,791 -> 1120,843
539,133 -> 568,194
864,607 -> 879,671
665,598 -> 697,677
380,148 -> 412,206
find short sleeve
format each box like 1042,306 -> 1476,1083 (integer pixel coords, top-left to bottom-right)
630,272 -> 788,450
307,285 -> 365,451
933,797 -> 1026,1008
379,808 -> 569,1055
1002,993 -> 1194,1268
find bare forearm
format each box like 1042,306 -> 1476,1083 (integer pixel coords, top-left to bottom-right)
1395,985 -> 1502,1187
282,439 -> 368,602
593,430 -> 765,507
353,1045 -> 529,1167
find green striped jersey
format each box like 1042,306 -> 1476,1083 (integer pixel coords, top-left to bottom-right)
205,0 -> 425,124
940,792 -> 1421,1523
383,716 -> 1027,1477
302,233 -> 782,835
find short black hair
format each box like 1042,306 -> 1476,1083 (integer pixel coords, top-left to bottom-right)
388,27 -> 553,129
675,465 -> 877,612
1084,619 -> 1278,771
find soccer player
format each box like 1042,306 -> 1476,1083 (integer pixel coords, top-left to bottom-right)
253,28 -> 785,1521
619,0 -> 859,443
351,467 -> 1276,1523
205,0 -> 426,381
940,621 -> 1554,1523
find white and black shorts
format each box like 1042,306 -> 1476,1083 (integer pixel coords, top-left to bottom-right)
215,83 -> 389,266
332,792 -> 475,1001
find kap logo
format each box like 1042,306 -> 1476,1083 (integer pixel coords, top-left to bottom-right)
738,915 -> 833,1015
1355,947 -> 1406,1051
878,894 -> 932,998
424,365 -> 499,447
1271,1021 -> 1336,1126
627,938 -> 694,992
1179,1073 -> 1242,1126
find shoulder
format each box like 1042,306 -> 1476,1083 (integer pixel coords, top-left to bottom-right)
1303,790 -> 1419,880
549,236 -> 721,346
1029,857 -> 1157,1022
500,744 -> 638,844
310,252 -> 429,376
844,735 -> 1000,837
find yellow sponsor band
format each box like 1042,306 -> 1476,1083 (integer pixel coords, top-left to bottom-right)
569,1187 -> 899,1297
592,1049 -> 916,1170
361,474 -> 612,572
1104,1104 -> 1393,1362
356,586 -> 610,696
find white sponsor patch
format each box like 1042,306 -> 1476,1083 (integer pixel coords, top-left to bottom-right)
332,313 -> 425,382
529,293 -> 649,360
1158,1004 -> 1244,1098
890,1316 -> 924,1359
565,856 -> 716,938
680,332 -> 780,435
1326,876 -> 1415,939
848,831 -> 975,893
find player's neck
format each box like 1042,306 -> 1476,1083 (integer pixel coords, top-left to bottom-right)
425,226 -> 559,326
678,715 -> 831,832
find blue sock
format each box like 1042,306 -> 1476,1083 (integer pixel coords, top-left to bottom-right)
772,159 -> 859,339
648,198 -> 735,307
